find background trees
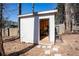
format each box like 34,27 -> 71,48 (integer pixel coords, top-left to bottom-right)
57,3 -> 79,33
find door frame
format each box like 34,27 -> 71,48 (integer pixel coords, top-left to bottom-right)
38,18 -> 50,45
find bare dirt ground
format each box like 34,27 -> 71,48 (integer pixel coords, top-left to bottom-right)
3,39 -> 44,56
54,34 -> 79,56
3,34 -> 79,56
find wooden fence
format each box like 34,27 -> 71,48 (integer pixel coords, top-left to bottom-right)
2,28 -> 19,37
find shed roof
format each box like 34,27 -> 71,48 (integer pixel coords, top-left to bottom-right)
18,9 -> 57,18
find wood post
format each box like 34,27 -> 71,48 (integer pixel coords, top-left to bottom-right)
18,3 -> 21,39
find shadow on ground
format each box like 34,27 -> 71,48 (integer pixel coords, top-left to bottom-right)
3,36 -> 19,43
7,44 -> 37,56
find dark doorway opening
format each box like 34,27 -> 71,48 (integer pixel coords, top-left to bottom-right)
40,18 -> 49,44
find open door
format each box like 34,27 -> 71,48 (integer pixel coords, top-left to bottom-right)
40,18 -> 49,44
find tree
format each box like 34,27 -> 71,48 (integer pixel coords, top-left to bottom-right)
56,3 -> 67,30
57,3 -> 65,24
57,3 -> 73,33
0,3 -> 5,56
65,3 -> 72,33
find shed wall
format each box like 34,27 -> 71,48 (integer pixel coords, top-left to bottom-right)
20,17 -> 35,43
20,14 -> 55,44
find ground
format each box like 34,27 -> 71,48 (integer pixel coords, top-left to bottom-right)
3,34 -> 79,56
54,34 -> 79,56
3,39 -> 44,56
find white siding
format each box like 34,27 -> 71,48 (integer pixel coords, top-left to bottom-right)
49,15 -> 55,44
20,14 -> 55,44
20,17 -> 34,43
20,15 -> 39,44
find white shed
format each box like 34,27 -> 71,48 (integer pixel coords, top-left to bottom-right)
18,9 -> 57,45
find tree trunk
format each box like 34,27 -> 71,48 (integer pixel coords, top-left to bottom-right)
0,3 -> 5,56
65,3 -> 72,33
